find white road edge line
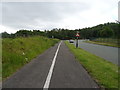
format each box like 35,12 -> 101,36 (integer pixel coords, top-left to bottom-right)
43,41 -> 62,89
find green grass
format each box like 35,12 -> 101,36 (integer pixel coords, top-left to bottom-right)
86,38 -> 120,48
84,41 -> 120,48
65,41 -> 119,88
2,36 -> 59,80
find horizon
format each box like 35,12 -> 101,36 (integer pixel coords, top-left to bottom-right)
1,21 -> 117,34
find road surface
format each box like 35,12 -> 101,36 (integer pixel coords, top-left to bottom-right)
3,41 -> 98,89
74,40 -> 118,65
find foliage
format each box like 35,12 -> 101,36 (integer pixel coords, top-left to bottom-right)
85,39 -> 120,48
100,27 -> 114,37
1,32 -> 10,38
1,22 -> 119,39
2,36 -> 59,79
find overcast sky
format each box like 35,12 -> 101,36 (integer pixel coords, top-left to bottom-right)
0,0 -> 119,33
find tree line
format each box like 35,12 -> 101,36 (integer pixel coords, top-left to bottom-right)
1,22 -> 120,39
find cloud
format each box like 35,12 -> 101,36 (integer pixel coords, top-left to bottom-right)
0,25 -> 17,33
1,0 -> 119,33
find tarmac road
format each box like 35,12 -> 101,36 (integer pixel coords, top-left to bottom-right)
74,40 -> 118,65
3,41 -> 98,89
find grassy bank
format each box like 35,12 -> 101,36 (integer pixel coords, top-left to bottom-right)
86,38 -> 120,48
65,41 -> 119,88
2,36 -> 59,80
85,41 -> 120,48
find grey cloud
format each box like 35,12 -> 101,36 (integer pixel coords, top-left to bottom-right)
2,2 -> 90,30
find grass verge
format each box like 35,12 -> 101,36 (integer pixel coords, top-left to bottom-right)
65,41 -> 119,88
2,36 -> 59,80
84,41 -> 120,48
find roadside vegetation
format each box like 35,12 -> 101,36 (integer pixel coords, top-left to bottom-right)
84,38 -> 120,48
1,22 -> 119,40
1,21 -> 119,85
2,36 -> 59,80
65,41 -> 119,88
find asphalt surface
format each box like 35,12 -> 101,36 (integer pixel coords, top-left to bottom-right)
74,40 -> 118,65
3,41 -> 98,88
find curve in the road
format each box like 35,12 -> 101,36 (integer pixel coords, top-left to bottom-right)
75,40 -> 118,65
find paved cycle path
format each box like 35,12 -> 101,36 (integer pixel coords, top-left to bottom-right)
3,41 -> 98,89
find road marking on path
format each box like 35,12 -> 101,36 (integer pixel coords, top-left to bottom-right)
43,41 -> 62,89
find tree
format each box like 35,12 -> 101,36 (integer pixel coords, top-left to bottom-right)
100,27 -> 114,38
2,32 -> 10,38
